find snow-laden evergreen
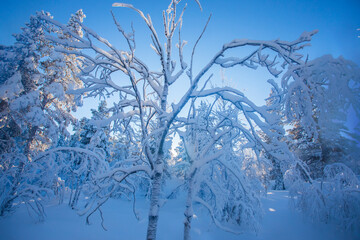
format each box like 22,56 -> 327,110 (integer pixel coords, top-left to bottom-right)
0,12 -> 83,218
287,55 -> 360,177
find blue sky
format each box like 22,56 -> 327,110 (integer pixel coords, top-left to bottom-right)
1,0 -> 359,63
0,0 -> 359,127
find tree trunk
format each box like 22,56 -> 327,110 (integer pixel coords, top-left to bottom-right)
146,155 -> 164,240
183,183 -> 193,240
70,184 -> 82,209
184,169 -> 196,240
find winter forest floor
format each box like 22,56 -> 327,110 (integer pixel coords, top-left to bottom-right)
0,191 -> 357,240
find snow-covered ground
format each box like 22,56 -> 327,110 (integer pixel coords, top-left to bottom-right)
0,191 -> 357,240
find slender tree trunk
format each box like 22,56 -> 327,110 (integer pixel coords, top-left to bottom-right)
146,80 -> 170,240
183,185 -> 193,240
184,169 -> 196,240
70,184 -> 82,209
146,154 -> 164,240
68,180 -> 74,206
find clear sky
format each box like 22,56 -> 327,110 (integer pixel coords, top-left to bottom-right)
1,0 -> 359,62
0,0 -> 359,125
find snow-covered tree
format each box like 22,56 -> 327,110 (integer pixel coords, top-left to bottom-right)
282,55 -> 360,233
64,101 -> 112,208
286,55 -> 360,177
174,101 -> 263,240
38,0 -> 316,238
288,163 -> 360,233
0,12 -> 83,218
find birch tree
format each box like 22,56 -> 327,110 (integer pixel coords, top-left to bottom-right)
175,101 -> 263,240
38,0 -> 317,238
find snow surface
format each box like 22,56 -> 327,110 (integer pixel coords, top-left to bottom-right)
0,191 -> 357,240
